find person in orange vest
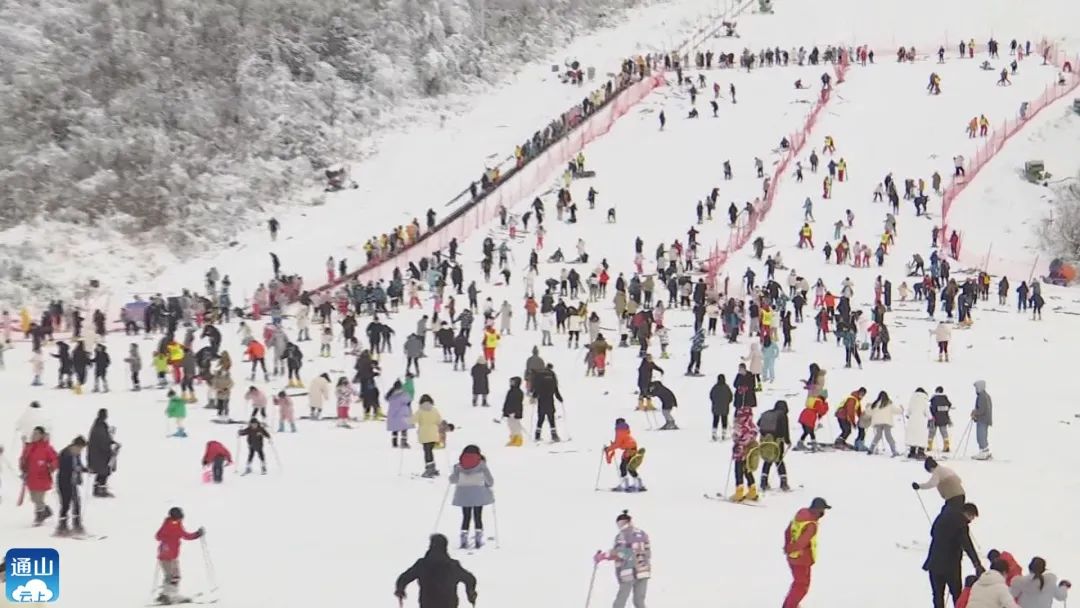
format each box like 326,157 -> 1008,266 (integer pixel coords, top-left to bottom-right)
783,497 -> 830,608
799,223 -> 814,249
605,418 -> 645,492
482,326 -> 500,369
244,339 -> 268,382
967,116 -> 978,138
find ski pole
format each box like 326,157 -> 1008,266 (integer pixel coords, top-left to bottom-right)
721,455 -> 735,498
492,502 -> 501,549
432,480 -> 452,534
593,449 -> 606,491
584,562 -> 600,608
914,489 -> 932,524
957,420 -> 973,458
201,535 -> 219,593
149,561 -> 162,601
397,441 -> 406,477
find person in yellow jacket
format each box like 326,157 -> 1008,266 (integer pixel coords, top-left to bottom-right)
19,307 -> 32,335
799,223 -> 814,248
412,395 -> 443,478
760,306 -> 776,340
835,387 -> 867,450
978,114 -> 989,136
166,341 -> 184,384
482,327 -> 500,369
836,158 -> 847,181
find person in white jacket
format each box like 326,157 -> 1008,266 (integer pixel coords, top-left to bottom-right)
933,321 -> 952,362
969,560 -> 1023,608
307,373 -> 332,419
865,391 -> 901,456
1011,557 -> 1071,608
16,401 -> 51,443
904,388 -> 931,459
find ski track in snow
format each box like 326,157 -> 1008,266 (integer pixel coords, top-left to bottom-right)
3,1 -> 1080,606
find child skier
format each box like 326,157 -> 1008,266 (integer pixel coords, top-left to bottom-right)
154,507 -> 205,605
238,419 -> 270,474
795,394 -> 829,451
502,377 -> 525,446
386,379 -> 414,448
245,386 -> 268,421
335,377 -> 354,428
320,326 -> 333,357
165,390 -> 188,438
730,406 -> 760,501
605,418 -> 646,492
152,350 -> 169,388
201,441 -> 232,483
449,444 -> 495,550
124,343 -> 142,391
273,390 -> 296,432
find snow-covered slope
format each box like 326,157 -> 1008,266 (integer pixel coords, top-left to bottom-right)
3,1 -> 1080,607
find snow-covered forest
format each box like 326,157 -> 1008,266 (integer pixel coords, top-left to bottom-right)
0,0 -> 652,300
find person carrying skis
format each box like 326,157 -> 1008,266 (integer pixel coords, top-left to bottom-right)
449,444 -> 495,550
783,497 -> 831,608
593,510 -> 651,608
238,419 -> 270,475
154,507 -> 205,605
394,533 -> 477,607
201,441 -> 232,484
758,400 -> 791,491
605,418 -> 645,492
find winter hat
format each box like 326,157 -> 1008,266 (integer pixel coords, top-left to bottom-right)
615,418 -> 629,431
775,400 -> 789,413
29,401 -> 41,409
809,497 -> 832,511
615,510 -> 632,523
924,456 -> 938,471
168,507 -> 185,520
419,394 -> 434,405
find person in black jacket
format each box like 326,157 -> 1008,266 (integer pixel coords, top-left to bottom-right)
56,436 -> 88,536
636,355 -> 663,409
87,409 -> 119,497
929,386 -> 953,452
238,419 -> 271,475
72,340 -> 90,393
709,374 -> 733,441
757,401 -> 791,491
532,365 -> 564,442
202,324 -> 222,354
923,502 -> 983,608
502,377 -> 525,446
395,533 -> 477,608
733,363 -> 758,409
92,344 -> 111,393
650,380 -> 678,430
470,358 -> 491,407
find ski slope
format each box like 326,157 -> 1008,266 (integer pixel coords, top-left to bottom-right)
4,1 -> 1080,607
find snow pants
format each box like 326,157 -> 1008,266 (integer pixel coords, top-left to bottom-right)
160,559 -> 182,599
613,579 -> 648,608
783,564 -> 811,608
929,567 -> 962,608
976,421 -> 990,450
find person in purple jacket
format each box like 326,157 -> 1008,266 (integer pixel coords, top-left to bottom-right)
385,379 -> 414,448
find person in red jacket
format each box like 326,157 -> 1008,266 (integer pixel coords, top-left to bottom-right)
783,497 -> 831,608
986,549 -> 1022,584
956,574 -> 977,608
201,441 -> 232,484
155,507 -> 205,604
18,427 -> 58,525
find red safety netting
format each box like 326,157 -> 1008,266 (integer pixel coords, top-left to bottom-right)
940,41 -> 1080,264
703,51 -> 851,289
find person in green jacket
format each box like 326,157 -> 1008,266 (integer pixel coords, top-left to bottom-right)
166,390 -> 188,438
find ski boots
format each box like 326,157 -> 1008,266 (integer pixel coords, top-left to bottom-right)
746,485 -> 760,501
55,520 -> 71,537
760,479 -> 770,491
550,430 -> 561,443
459,531 -> 469,550
731,485 -> 746,502
72,517 -> 85,536
474,529 -> 485,549
780,476 -> 791,492
943,438 -> 951,453
972,449 -> 992,461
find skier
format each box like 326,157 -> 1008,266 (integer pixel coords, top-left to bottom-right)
55,435 -> 87,536
394,534 -> 477,607
245,386 -> 268,421
783,498 -> 831,608
386,380 -> 414,448
709,374 -> 733,441
834,387 -> 866,450
273,390 -> 297,433
501,377 -> 525,447
1009,557 -> 1071,607
165,390 -> 188,438
605,418 -> 645,492
650,380 -> 678,430
593,510 -> 651,608
307,372 -> 331,419
865,391 -> 900,456
470,357 -> 491,407
934,321 -> 952,362
929,387 -> 953,452
532,364 -> 564,442
924,502 -> 983,608
87,408 -> 119,497
729,405 -> 759,501
154,507 -> 205,605
970,380 -> 993,460
201,440 -> 232,484
449,444 -> 495,549
913,457 -> 966,509
238,418 -> 270,475
412,395 -> 444,478
334,377 -> 355,428
757,400 -> 791,491
18,426 -> 57,526
124,343 -> 142,391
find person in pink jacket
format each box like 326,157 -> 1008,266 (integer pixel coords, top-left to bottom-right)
273,391 -> 296,432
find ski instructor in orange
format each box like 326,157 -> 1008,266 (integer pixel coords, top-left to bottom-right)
783,497 -> 831,608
